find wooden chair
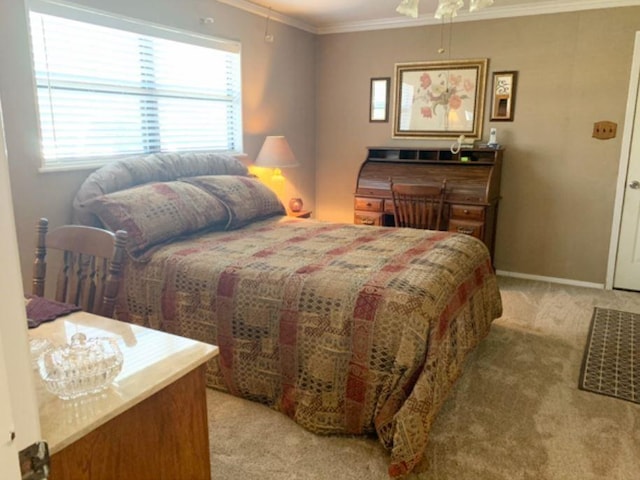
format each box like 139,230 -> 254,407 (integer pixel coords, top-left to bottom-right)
32,218 -> 128,319
390,179 -> 447,230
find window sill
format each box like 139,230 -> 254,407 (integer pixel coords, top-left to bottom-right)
37,152 -> 248,174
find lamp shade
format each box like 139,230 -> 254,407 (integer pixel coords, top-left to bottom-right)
434,0 -> 463,18
396,0 -> 419,18
469,0 -> 494,12
254,136 -> 299,168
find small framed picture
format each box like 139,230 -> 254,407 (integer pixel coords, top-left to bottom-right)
490,71 -> 517,121
369,77 -> 390,122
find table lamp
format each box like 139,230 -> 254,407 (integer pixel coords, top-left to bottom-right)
255,135 -> 302,211
255,136 -> 299,177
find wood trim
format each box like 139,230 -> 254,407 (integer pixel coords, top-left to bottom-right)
49,365 -> 211,480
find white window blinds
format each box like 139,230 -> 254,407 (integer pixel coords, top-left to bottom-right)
28,2 -> 242,169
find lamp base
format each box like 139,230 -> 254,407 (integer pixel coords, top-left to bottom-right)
289,198 -> 303,212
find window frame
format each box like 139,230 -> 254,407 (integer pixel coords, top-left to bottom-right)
28,0 -> 243,172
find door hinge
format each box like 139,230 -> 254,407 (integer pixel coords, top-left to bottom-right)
19,441 -> 50,480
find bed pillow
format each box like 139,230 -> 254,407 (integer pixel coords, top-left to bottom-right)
72,152 -> 249,227
85,181 -> 230,258
184,175 -> 285,229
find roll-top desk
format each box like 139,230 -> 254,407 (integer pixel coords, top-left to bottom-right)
354,146 -> 503,259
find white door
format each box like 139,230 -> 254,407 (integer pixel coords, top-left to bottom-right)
0,99 -> 41,476
611,33 -> 640,290
0,337 -> 21,479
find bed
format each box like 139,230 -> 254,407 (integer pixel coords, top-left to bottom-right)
73,151 -> 503,477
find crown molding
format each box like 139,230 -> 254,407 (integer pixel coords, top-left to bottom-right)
318,0 -> 640,34
216,0 -> 318,33
218,0 -> 640,36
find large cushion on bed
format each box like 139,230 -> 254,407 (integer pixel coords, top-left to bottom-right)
184,175 -> 286,229
73,152 -> 248,226
85,181 -> 229,259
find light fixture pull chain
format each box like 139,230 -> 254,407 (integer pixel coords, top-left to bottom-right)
447,15 -> 453,60
264,7 -> 274,43
438,17 -> 445,54
444,15 -> 453,131
437,14 -> 453,58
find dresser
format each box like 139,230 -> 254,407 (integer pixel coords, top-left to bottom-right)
354,146 -> 503,259
29,311 -> 218,480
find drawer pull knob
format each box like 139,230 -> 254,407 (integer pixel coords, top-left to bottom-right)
463,209 -> 469,214
362,218 -> 374,225
366,203 -> 372,207
457,227 -> 474,235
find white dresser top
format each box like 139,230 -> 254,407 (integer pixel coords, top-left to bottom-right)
28,311 -> 218,454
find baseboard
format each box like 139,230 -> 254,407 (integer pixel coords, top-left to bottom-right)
495,270 -> 605,290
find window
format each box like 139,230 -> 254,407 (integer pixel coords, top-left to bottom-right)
28,1 -> 242,169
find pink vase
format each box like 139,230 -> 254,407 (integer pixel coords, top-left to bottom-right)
289,198 -> 303,212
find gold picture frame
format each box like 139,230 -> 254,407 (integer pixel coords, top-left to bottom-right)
392,58 -> 488,140
490,71 -> 517,121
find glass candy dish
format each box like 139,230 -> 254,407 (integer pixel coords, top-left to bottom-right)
29,337 -> 54,370
37,332 -> 123,400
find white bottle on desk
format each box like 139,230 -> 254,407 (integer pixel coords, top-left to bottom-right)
488,128 -> 497,146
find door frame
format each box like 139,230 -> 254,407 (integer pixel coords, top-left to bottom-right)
606,31 -> 640,290
0,98 -> 41,475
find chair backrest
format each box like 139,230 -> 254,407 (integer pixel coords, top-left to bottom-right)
390,179 -> 447,230
32,218 -> 128,318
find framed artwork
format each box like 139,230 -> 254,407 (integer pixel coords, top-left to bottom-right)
490,71 -> 517,121
370,77 -> 390,122
392,58 -> 488,140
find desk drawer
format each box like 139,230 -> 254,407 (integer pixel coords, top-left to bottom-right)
448,219 -> 484,239
450,204 -> 485,221
354,197 -> 384,212
354,212 -> 383,226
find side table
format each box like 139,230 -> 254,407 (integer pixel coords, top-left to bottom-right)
29,311 -> 218,479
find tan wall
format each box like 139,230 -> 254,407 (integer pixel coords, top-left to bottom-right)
0,0 -> 316,290
315,7 -> 640,284
2,2 -> 638,288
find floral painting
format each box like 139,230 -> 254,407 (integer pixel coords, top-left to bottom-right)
393,59 -> 488,139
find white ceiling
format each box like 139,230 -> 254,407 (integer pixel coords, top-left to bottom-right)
217,0 -> 640,34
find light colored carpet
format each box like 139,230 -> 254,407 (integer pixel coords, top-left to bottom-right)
206,276 -> 640,479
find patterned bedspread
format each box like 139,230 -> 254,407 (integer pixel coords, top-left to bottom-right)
119,217 -> 502,476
